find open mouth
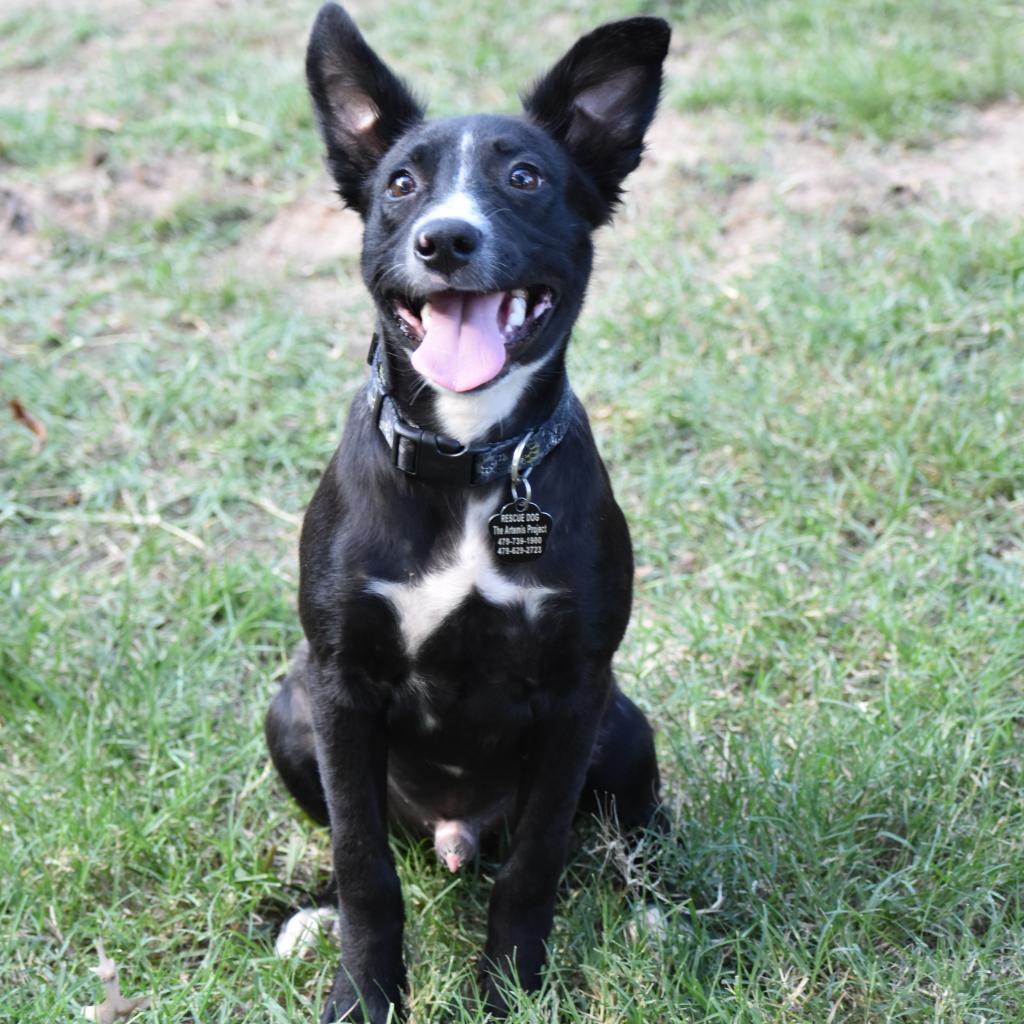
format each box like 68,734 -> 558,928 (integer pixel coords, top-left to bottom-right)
393,286 -> 556,393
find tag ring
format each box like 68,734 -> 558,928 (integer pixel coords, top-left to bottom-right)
510,475 -> 532,504
510,431 -> 534,505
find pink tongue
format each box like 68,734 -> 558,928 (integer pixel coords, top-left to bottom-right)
410,291 -> 507,392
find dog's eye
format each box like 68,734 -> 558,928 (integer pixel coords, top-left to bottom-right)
509,164 -> 542,191
387,171 -> 417,198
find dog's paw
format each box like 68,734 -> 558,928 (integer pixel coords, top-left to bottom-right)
626,903 -> 678,944
275,907 -> 340,958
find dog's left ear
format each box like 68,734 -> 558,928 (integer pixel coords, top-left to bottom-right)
522,17 -> 670,224
306,3 -> 425,215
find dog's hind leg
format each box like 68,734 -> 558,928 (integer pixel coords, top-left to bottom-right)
265,640 -> 329,826
582,686 -> 665,833
265,641 -> 343,959
583,687 -> 679,942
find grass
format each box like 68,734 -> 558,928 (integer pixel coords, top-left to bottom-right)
667,0 -> 1024,140
2,0 -> 1023,1021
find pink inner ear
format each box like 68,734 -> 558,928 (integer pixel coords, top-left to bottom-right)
340,96 -> 379,134
573,68 -> 643,122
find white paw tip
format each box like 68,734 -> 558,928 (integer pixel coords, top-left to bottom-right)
627,904 -> 670,943
275,907 -> 340,958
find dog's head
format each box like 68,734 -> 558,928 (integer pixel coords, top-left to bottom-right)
307,4 -> 669,397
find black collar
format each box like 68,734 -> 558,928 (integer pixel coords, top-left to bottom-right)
365,335 -> 578,486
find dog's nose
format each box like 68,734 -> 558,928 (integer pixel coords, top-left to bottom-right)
414,219 -> 482,276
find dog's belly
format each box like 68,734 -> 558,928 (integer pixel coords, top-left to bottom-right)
378,585 -> 562,856
386,751 -> 516,836
382,594 -> 542,829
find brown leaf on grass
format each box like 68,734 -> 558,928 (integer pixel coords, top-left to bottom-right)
81,942 -> 151,1024
9,399 -> 47,453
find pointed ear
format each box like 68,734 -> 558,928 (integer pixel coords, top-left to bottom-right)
306,4 -> 425,215
522,17 -> 670,224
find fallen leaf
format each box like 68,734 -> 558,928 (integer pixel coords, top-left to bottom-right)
9,399 -> 47,453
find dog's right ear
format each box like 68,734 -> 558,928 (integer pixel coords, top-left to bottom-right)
306,4 -> 425,215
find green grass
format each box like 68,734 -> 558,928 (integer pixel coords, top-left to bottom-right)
2,0 -> 1024,1021
668,0 -> 1024,140
0,8 -> 103,73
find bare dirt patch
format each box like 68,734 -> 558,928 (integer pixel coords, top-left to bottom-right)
43,157 -> 209,231
239,178 -> 363,276
0,143 -> 368,338
226,173 -> 371,332
629,101 -> 1024,278
0,154 -> 214,277
889,103 -> 1024,215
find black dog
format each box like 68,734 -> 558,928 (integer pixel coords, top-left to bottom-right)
265,6 -> 670,1021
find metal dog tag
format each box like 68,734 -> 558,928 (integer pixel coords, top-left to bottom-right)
491,430 -> 553,563
488,498 -> 552,564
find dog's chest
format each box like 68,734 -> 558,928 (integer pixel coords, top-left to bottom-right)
366,497 -> 554,657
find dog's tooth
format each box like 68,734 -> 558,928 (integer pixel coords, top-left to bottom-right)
421,303 -> 433,329
511,287 -> 528,301
506,295 -> 527,329
531,291 -> 554,318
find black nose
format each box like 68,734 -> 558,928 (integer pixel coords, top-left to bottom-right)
414,219 -> 482,276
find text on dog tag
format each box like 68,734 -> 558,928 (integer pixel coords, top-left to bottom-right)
488,500 -> 553,563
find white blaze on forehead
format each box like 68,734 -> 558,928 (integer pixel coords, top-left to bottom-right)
455,129 -> 474,191
366,497 -> 554,656
426,348 -> 557,446
411,129 -> 488,235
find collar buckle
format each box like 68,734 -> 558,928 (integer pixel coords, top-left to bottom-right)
391,417 -> 476,485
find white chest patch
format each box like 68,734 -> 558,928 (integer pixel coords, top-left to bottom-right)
366,497 -> 554,656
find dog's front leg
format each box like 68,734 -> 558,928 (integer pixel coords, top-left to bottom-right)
479,694 -> 605,1015
311,663 -> 404,1024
